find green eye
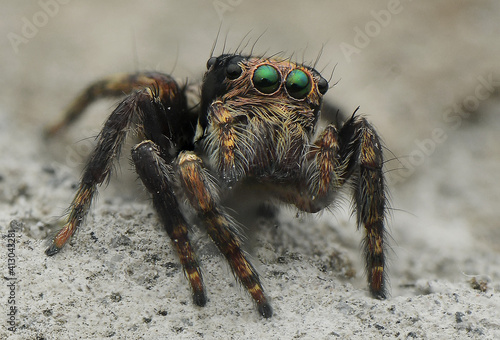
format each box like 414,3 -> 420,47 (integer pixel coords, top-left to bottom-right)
252,65 -> 280,94
285,69 -> 312,99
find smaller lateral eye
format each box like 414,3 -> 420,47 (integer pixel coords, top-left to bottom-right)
225,63 -> 242,79
285,69 -> 312,99
252,65 -> 280,94
317,77 -> 328,95
207,57 -> 217,69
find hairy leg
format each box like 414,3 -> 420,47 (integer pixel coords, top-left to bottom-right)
132,140 -> 206,306
46,72 -> 180,136
348,117 -> 387,299
46,75 -> 188,255
176,151 -> 273,318
286,113 -> 388,298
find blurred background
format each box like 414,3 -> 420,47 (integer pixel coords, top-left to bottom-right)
1,1 -> 499,338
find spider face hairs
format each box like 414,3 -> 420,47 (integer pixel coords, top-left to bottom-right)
45,53 -> 388,318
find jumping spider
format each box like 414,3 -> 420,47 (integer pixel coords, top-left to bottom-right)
45,53 -> 388,318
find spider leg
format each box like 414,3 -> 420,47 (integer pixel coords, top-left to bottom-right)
176,151 -> 273,318
339,115 -> 387,299
132,140 -> 206,306
300,114 -> 387,299
46,72 -> 177,136
306,123 -> 343,210
46,76 -> 190,255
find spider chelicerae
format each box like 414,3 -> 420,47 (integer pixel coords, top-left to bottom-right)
45,52 -> 388,318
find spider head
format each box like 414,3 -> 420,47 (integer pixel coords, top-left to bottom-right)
199,54 -> 329,183
201,54 -> 329,122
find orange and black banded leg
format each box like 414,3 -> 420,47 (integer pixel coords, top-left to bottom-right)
132,141 -> 206,306
176,151 -> 273,318
46,76 -> 189,256
278,122 -> 345,214
46,72 -> 181,136
45,92 -> 141,255
303,123 -> 342,212
339,115 -> 388,299
287,113 -> 388,299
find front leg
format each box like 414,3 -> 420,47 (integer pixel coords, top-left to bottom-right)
348,116 -> 387,299
300,114 -> 388,299
176,151 -> 273,318
132,141 -> 206,307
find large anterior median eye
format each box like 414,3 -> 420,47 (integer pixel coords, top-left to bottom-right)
285,69 -> 312,99
252,65 -> 280,94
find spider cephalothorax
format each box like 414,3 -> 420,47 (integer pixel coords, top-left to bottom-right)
46,53 -> 388,318
200,55 -> 328,185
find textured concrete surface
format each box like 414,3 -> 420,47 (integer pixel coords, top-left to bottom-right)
1,1 -> 500,339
